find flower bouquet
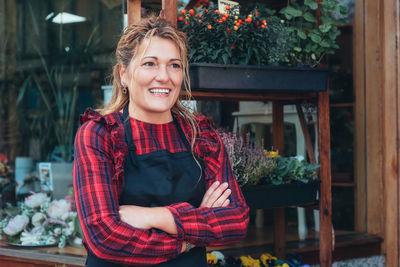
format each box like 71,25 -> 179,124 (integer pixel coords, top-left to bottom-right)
0,192 -> 82,248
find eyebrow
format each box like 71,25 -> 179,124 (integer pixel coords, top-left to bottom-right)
142,56 -> 182,62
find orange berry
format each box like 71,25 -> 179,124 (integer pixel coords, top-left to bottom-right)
226,28 -> 231,33
204,9 -> 208,13
199,14 -> 202,18
189,9 -> 194,16
248,14 -> 252,18
255,11 -> 259,16
185,21 -> 189,25
207,25 -> 212,30
225,5 -> 230,10
262,19 -> 267,24
221,16 -> 227,21
261,24 -> 265,29
198,19 -> 202,23
178,16 -> 184,21
233,25 -> 238,31
181,9 -> 186,15
215,9 -> 220,14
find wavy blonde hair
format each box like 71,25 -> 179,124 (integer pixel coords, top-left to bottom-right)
100,16 -> 198,151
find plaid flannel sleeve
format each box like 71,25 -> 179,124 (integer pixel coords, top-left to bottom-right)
73,120 -> 182,266
166,117 -> 250,246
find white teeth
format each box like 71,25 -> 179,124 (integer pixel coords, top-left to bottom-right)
150,89 -> 170,94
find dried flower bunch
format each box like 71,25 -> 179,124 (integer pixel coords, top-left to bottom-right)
218,130 -> 319,187
218,130 -> 275,187
0,192 -> 82,248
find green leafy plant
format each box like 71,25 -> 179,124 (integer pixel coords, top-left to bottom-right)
178,6 -> 293,65
280,0 -> 348,66
179,0 -> 348,67
265,156 -> 320,185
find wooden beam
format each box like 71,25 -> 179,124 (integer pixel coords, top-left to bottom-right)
381,0 -> 399,265
272,102 -> 285,259
127,0 -> 141,26
364,0 -> 385,239
318,90 -> 332,267
353,0 -> 367,234
188,91 -> 317,102
162,0 -> 177,27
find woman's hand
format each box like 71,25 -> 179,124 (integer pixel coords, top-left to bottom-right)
200,181 -> 231,208
119,205 -> 153,229
119,205 -> 178,234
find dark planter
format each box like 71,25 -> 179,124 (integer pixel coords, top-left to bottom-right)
242,180 -> 320,209
189,63 -> 329,92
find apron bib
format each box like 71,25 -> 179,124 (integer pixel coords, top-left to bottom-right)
86,106 -> 206,267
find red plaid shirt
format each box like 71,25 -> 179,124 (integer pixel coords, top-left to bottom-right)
73,108 -> 249,266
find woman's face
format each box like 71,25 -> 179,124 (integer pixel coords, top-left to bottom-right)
120,37 -> 183,124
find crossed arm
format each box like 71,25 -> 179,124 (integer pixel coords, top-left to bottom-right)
119,181 -> 232,252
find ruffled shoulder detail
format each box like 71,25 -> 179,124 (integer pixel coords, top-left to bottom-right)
79,108 -> 127,196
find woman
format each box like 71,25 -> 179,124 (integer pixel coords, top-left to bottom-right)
73,16 -> 249,266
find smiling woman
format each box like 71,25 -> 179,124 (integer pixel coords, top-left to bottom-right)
73,16 -> 249,267
119,37 -> 183,124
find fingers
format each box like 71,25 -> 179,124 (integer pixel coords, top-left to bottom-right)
212,188 -> 231,208
200,181 -> 231,208
200,181 -> 221,207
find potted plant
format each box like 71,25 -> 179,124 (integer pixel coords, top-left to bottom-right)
178,0 -> 348,93
218,130 -> 320,209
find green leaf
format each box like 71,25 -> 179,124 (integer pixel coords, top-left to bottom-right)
319,24 -> 332,33
309,32 -> 322,43
304,0 -> 318,10
283,6 -> 303,18
297,30 -> 307,40
304,12 -> 318,23
320,40 -> 330,47
294,46 -> 302,52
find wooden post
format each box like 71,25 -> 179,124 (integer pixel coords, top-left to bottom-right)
318,89 -> 332,266
162,0 -> 177,27
296,104 -> 316,164
381,0 -> 399,265
127,0 -> 141,25
272,101 -> 285,259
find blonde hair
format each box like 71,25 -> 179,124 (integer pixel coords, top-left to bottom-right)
101,16 -> 199,152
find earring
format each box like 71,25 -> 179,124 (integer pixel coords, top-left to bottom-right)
122,85 -> 128,94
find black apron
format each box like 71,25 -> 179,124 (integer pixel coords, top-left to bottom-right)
86,106 -> 206,267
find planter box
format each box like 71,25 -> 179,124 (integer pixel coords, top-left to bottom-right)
189,63 -> 329,92
242,180 -> 320,209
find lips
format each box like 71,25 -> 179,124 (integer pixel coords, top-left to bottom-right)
149,88 -> 171,95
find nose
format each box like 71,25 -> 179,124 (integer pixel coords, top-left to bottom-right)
155,65 -> 169,82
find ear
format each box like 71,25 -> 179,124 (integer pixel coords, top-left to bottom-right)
118,64 -> 127,86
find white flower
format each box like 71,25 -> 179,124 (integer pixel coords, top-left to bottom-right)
24,193 -> 48,209
63,221 -> 75,236
53,227 -> 62,236
47,199 -> 71,219
32,212 -> 46,227
73,237 -> 83,246
20,231 -> 42,245
46,236 -> 57,245
3,214 -> 29,236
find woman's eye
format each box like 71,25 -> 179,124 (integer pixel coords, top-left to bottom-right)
171,63 -> 182,69
143,62 -> 155,67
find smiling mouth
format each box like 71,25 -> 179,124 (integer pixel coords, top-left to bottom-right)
149,88 -> 171,95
